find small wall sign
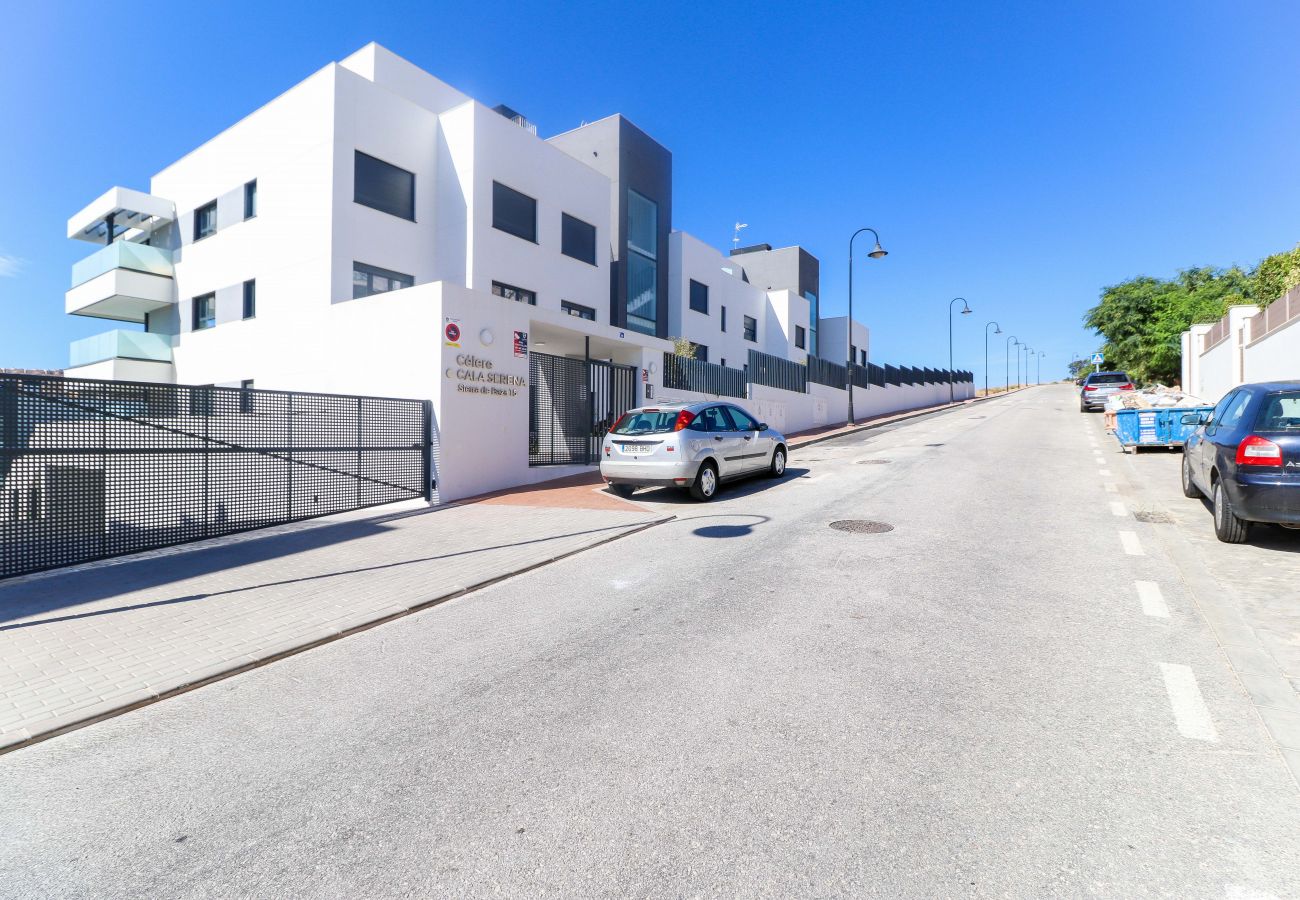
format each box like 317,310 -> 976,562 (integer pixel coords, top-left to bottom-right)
444,318 -> 462,347
513,330 -> 528,357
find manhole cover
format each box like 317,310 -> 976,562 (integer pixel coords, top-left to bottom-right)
829,520 -> 894,534
857,459 -> 891,465
1133,511 -> 1174,524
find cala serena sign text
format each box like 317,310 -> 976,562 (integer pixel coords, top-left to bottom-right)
446,353 -> 526,397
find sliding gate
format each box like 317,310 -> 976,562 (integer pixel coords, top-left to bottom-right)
529,352 -> 637,465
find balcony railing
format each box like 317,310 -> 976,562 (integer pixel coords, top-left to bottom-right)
71,241 -> 173,289
69,329 -> 172,368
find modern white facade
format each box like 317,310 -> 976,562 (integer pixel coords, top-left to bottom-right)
1181,289 -> 1300,402
60,43 -> 971,501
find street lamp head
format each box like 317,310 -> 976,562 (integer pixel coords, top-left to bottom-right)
995,326 -> 1003,334
960,304 -> 973,315
867,242 -> 888,259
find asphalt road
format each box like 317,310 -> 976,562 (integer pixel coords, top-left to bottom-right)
4,385 -> 1299,899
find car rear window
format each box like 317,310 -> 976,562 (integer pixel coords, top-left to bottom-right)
1088,373 -> 1130,385
1256,392 -> 1300,430
612,410 -> 679,435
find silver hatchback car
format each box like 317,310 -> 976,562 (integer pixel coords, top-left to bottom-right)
600,401 -> 788,501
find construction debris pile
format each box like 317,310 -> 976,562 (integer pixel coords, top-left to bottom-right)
1105,385 -> 1208,411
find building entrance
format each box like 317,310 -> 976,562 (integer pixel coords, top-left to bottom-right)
528,352 -> 636,466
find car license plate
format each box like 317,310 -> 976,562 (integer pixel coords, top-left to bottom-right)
622,443 -> 653,453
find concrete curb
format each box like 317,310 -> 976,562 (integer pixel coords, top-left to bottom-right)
0,514 -> 676,756
787,385 -> 1036,451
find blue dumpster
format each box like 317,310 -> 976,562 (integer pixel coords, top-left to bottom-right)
1114,406 -> 1215,451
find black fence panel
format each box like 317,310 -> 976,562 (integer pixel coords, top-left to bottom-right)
0,373 -> 429,580
850,364 -> 870,389
530,352 -> 636,466
662,353 -> 746,399
884,364 -> 900,386
868,363 -> 885,387
807,356 -> 846,390
747,350 -> 807,394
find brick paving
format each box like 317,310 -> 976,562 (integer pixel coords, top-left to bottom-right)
0,501 -> 667,752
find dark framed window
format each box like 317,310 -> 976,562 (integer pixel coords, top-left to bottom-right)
561,213 -> 596,265
860,349 -> 867,366
561,300 -> 596,320
689,280 -> 709,314
850,344 -> 857,363
192,293 -> 216,331
239,379 -> 255,414
244,180 -> 257,219
354,151 -> 415,221
795,325 -> 806,350
492,280 -> 536,305
493,181 -> 537,243
352,262 -> 413,299
692,343 -> 708,362
626,189 -> 658,335
720,358 -> 726,367
242,280 -> 256,319
193,201 -> 217,241
721,306 -> 727,332
743,315 -> 757,342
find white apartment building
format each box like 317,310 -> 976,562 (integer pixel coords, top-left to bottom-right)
60,43 -> 921,501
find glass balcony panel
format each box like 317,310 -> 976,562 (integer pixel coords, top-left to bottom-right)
69,329 -> 172,367
71,242 -> 173,288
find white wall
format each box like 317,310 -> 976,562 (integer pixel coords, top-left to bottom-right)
819,316 -> 870,367
669,231 -> 766,369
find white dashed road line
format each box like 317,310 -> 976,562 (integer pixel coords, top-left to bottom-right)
1104,483 -> 1118,493
1160,663 -> 1218,742
1136,581 -> 1170,618
1119,530 -> 1144,556
1110,500 -> 1127,517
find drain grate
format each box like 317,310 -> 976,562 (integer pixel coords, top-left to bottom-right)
857,459 -> 892,465
829,520 -> 894,534
1133,510 -> 1175,524
925,443 -> 945,447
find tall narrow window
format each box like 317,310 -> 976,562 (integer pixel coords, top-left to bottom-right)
626,189 -> 658,335
242,280 -> 256,319
689,280 -> 709,314
561,213 -> 596,264
193,201 -> 217,241
743,315 -> 757,343
239,379 -> 255,414
850,344 -> 857,364
244,180 -> 257,219
692,343 -> 708,362
354,151 -> 415,220
795,325 -> 806,350
492,181 -> 537,242
803,290 -> 818,356
192,293 -> 216,331
721,306 -> 727,332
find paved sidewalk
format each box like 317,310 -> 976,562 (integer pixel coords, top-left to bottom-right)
0,499 -> 668,753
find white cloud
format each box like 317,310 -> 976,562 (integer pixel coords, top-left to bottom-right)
0,254 -> 23,278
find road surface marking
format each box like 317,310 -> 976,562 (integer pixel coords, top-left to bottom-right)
1119,530 -> 1144,555
1099,468 -> 1112,477
1136,581 -> 1169,618
1110,500 -> 1127,517
1104,482 -> 1118,493
1160,663 -> 1218,741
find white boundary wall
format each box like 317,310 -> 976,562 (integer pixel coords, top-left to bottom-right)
1182,292 -> 1300,402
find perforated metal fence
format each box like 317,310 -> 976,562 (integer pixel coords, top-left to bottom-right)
529,352 -> 636,465
747,349 -> 807,394
662,353 -> 747,399
0,373 -> 432,580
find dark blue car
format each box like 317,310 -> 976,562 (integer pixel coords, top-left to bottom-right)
1181,381 -> 1300,542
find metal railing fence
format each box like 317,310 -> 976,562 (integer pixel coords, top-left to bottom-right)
807,356 -> 847,390
662,353 -> 747,399
747,349 -> 807,394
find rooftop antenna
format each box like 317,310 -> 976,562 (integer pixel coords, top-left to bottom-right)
733,222 -> 748,248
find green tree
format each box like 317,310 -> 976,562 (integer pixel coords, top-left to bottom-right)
1253,244 -> 1300,306
669,336 -> 697,359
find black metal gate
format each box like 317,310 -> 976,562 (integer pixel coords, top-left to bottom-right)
0,373 -> 433,580
529,352 -> 636,465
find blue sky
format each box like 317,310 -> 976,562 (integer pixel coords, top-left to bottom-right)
3,1 -> 1298,386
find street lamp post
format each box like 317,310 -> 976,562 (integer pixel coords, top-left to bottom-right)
984,321 -> 1002,397
1037,350 -> 1045,385
1005,336 -> 1019,392
846,228 -> 887,424
948,298 -> 972,403
1020,345 -> 1030,389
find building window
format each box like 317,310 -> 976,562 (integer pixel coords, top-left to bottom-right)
803,290 -> 818,356
492,181 -> 537,243
721,306 -> 727,332
354,151 -> 415,221
689,280 -> 709,314
720,358 -> 726,367
193,201 -> 217,242
352,262 -> 414,299
492,280 -> 536,305
244,180 -> 257,219
692,343 -> 708,362
192,293 -> 216,331
239,379 -> 255,414
561,300 -> 596,320
850,344 -> 857,364
743,315 -> 757,343
626,190 -> 658,335
860,349 -> 868,366
795,325 -> 806,350
561,213 -> 596,265
242,280 -> 256,319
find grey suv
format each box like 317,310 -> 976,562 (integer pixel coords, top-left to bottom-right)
1080,371 -> 1134,412
600,401 -> 788,501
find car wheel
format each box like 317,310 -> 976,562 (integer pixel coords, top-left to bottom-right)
1213,481 -> 1250,543
608,483 -> 635,498
768,446 -> 787,478
690,461 -> 719,501
1079,401 -> 1087,413
1180,453 -> 1201,499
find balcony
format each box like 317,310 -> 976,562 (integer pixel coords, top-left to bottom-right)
69,329 -> 173,368
66,242 -> 175,323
